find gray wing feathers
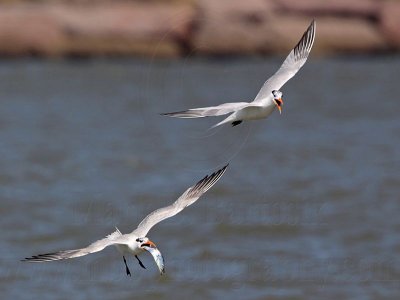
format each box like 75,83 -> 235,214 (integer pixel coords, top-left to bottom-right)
22,249 -> 85,262
133,165 -> 228,236
161,102 -> 249,118
253,20 -> 316,103
22,228 -> 124,262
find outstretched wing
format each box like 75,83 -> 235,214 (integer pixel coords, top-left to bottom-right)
132,165 -> 228,237
161,102 -> 249,118
252,20 -> 316,105
22,228 -> 125,262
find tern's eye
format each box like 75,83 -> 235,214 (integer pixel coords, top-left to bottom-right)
272,90 -> 282,99
136,238 -> 143,243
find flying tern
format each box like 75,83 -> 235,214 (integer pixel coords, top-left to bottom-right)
22,165 -> 228,276
162,20 -> 316,128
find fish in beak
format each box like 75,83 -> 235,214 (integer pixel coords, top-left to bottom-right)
274,98 -> 283,114
141,241 -> 165,275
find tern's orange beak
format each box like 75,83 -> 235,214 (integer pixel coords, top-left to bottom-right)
141,240 -> 157,249
274,98 -> 283,114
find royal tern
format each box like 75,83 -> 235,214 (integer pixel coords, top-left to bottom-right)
162,20 -> 316,128
22,165 -> 228,276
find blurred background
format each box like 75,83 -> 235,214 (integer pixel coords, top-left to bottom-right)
0,0 -> 399,57
0,0 -> 400,58
0,0 -> 399,299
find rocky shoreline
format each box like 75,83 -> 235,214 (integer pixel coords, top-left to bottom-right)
0,0 -> 399,57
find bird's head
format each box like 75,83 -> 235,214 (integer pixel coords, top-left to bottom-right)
272,90 -> 283,114
136,237 -> 157,249
136,237 -> 165,275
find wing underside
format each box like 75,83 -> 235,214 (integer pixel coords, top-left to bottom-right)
133,165 -> 228,237
252,20 -> 316,104
23,228 -> 125,262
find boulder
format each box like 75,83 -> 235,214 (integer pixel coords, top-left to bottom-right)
52,2 -> 195,57
257,16 -> 317,54
191,0 -> 277,55
275,0 -> 380,20
380,1 -> 400,49
312,17 -> 387,54
0,0 -> 394,57
0,2 -> 195,57
0,5 -> 65,56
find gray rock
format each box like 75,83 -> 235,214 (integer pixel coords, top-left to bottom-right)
275,0 -> 380,19
380,1 -> 400,48
191,0 -> 276,55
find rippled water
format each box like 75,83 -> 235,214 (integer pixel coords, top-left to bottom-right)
1,56 -> 399,299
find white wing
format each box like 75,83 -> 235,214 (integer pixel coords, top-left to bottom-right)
252,20 -> 316,105
133,165 -> 228,237
22,228 -> 126,262
161,102 -> 249,118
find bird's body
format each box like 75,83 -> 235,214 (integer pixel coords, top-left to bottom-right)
23,165 -> 228,276
112,230 -> 144,256
162,20 -> 316,128
115,239 -> 143,256
226,103 -> 276,123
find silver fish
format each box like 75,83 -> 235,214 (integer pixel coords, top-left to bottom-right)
142,246 -> 165,275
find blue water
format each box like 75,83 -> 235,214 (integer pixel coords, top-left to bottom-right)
0,56 -> 399,299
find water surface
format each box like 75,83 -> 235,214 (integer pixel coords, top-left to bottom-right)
0,56 -> 399,299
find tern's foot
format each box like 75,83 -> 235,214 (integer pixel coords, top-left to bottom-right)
231,120 -> 242,127
135,255 -> 146,269
123,256 -> 132,277
126,266 -> 131,277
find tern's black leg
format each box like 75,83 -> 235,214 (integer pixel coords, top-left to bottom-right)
135,255 -> 146,269
231,120 -> 242,127
123,256 -> 131,277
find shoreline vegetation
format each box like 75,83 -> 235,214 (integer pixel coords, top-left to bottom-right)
0,0 -> 399,58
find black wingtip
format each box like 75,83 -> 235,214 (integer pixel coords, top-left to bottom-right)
211,164 -> 229,178
311,19 -> 316,31
211,163 -> 229,180
22,257 -> 40,262
22,256 -> 44,262
21,256 -> 37,262
160,110 -> 187,117
214,164 -> 228,179
231,120 -> 243,127
309,19 -> 316,34
191,164 -> 229,195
